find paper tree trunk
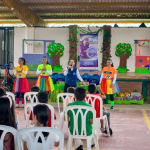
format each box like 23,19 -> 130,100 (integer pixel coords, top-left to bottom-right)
53,55 -> 60,66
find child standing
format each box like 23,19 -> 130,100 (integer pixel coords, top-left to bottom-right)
13,57 -> 30,107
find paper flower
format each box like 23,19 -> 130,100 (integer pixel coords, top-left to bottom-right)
139,59 -> 142,62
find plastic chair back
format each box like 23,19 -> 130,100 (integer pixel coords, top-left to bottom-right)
24,92 -> 38,105
6,91 -> 15,104
24,103 -> 55,128
81,73 -> 91,82
90,74 -> 100,85
50,75 -> 57,84
85,94 -> 103,119
0,125 -> 17,150
57,93 -> 74,114
17,127 -> 64,150
52,73 -> 59,80
65,106 -> 96,137
57,73 -> 65,81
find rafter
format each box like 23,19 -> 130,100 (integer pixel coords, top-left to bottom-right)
0,2 -> 150,7
1,0 -> 47,27
36,10 -> 150,14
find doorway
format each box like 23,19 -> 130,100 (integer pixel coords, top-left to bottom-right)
0,27 -> 14,68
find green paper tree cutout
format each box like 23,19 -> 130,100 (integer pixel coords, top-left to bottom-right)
115,43 -> 132,72
47,42 -> 64,66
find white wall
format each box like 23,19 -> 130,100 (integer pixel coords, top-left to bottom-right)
111,28 -> 150,72
14,27 -> 150,72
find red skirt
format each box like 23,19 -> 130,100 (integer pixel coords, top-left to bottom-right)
13,78 -> 30,93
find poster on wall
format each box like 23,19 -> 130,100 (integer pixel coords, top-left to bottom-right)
80,34 -> 98,71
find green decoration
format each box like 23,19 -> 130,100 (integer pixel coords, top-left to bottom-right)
135,39 -> 150,46
115,43 -> 132,73
24,39 -> 44,46
53,65 -> 62,72
47,42 -> 64,67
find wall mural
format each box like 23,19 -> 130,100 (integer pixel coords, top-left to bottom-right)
115,43 -> 132,73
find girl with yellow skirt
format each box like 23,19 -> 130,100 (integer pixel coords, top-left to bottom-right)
36,56 -> 54,92
100,59 -> 120,110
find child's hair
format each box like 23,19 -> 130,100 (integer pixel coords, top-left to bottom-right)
107,59 -> 114,67
43,56 -> 49,64
38,91 -> 49,103
0,97 -> 16,150
74,87 -> 86,101
0,87 -> 6,97
67,87 -> 75,94
88,83 -> 96,94
31,86 -> 40,92
19,57 -> 26,65
33,104 -> 50,143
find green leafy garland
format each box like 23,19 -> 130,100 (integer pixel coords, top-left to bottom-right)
100,28 -> 112,67
135,39 -> 150,46
68,27 -> 79,64
24,39 -> 44,45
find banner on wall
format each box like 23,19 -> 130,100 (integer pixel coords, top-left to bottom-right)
80,34 -> 98,71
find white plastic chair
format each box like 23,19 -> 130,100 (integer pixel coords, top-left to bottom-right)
65,106 -> 99,150
85,94 -> 110,137
24,92 -> 38,105
57,93 -> 74,130
17,127 -> 64,150
24,103 -> 55,128
0,125 -> 17,150
6,92 -> 20,130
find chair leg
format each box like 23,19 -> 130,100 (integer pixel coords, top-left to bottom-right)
95,119 -> 100,140
94,135 -> 99,150
66,135 -> 73,150
105,117 -> 110,137
59,113 -> 64,130
87,136 -> 92,150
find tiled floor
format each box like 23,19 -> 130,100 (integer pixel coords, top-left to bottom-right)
16,103 -> 150,150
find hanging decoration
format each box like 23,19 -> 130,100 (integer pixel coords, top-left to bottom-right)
135,40 -> 150,47
24,39 -> 44,45
77,26 -> 104,34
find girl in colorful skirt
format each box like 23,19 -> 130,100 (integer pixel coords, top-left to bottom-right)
36,56 -> 54,93
13,57 -> 30,107
100,59 -> 120,110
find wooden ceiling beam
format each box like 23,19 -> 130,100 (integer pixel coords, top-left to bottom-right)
1,2 -> 150,7
36,10 -> 150,14
0,10 -> 149,14
1,0 -> 47,27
